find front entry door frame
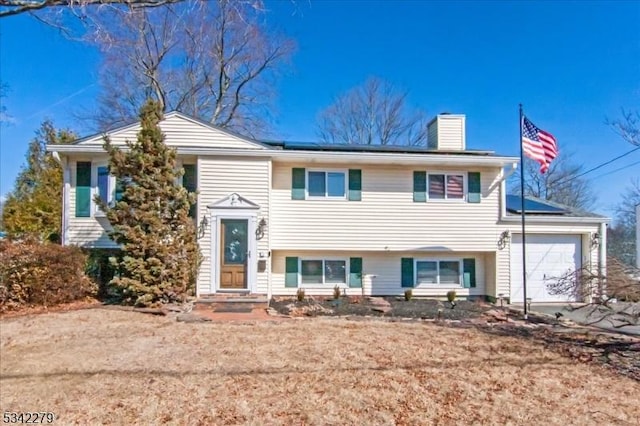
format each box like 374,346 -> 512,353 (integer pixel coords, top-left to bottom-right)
208,196 -> 259,294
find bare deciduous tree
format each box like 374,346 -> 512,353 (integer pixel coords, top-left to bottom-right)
608,179 -> 640,266
608,109 -> 639,147
546,258 -> 639,328
0,0 -> 182,18
0,83 -> 12,124
82,0 -> 293,136
510,154 -> 597,211
317,77 -> 429,146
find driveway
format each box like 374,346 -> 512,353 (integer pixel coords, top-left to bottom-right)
527,303 -> 640,336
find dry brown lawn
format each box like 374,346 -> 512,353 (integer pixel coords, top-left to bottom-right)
1,309 -> 639,425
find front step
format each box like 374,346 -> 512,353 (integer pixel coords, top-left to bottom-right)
194,294 -> 269,313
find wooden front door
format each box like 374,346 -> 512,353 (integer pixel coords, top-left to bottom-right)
219,218 -> 248,289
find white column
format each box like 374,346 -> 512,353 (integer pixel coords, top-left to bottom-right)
62,165 -> 70,246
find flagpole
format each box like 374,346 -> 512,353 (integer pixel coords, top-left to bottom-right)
519,104 -> 528,320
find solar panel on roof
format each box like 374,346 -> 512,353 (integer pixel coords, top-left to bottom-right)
506,195 -> 567,214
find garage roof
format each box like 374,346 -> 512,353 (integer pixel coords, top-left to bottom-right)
506,195 -> 607,218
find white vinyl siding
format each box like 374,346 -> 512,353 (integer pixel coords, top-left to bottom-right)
271,163 -> 501,251
272,251 -> 487,297
427,115 -> 466,151
196,157 -> 270,296
75,113 -> 265,150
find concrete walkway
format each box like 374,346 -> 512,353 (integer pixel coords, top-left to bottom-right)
189,305 -> 289,323
513,303 -> 640,336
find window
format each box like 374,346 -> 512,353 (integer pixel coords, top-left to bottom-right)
415,259 -> 462,285
182,164 -> 197,218
300,259 -> 347,285
307,170 -> 346,198
428,173 -> 465,200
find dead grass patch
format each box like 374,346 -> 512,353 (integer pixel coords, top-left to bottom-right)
1,309 -> 639,425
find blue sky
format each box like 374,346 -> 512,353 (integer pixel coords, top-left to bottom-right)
1,0 -> 638,216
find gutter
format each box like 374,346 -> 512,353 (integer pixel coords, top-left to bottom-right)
499,215 -> 610,225
47,144 -> 520,167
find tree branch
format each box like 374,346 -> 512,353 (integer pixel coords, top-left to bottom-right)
0,0 -> 184,18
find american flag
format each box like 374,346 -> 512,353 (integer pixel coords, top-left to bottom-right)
447,175 -> 464,199
522,116 -> 558,174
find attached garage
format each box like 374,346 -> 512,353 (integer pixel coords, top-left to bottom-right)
501,195 -> 607,305
510,234 -> 582,303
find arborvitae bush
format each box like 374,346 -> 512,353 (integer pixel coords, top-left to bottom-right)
0,240 -> 97,312
99,100 -> 201,307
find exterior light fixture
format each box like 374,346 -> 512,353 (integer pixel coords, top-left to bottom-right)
256,218 -> 267,240
197,215 -> 208,240
497,230 -> 511,250
590,232 -> 600,249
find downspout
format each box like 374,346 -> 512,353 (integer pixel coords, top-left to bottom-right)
498,162 -> 518,220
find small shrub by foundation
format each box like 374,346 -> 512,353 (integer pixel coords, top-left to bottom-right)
333,285 -> 341,300
404,289 -> 413,301
296,288 -> 306,302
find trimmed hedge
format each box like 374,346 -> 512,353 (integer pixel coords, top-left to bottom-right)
0,240 -> 97,312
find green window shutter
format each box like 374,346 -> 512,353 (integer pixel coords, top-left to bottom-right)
468,172 -> 481,203
349,257 -> 363,288
401,258 -> 414,287
291,168 -> 305,200
463,258 -> 477,288
348,169 -> 362,201
413,171 -> 426,202
285,257 -> 299,287
75,162 -> 91,217
183,164 -> 197,218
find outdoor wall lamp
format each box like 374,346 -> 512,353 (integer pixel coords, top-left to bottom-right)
197,215 -> 208,240
590,232 -> 600,249
256,217 -> 267,240
497,230 -> 511,250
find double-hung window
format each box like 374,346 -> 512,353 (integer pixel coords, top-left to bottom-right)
300,259 -> 347,285
428,173 -> 465,200
416,259 -> 462,285
307,170 -> 346,199
414,171 -> 479,203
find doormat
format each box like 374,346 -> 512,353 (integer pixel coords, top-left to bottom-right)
214,306 -> 254,313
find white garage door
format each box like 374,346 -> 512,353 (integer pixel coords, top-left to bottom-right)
510,234 -> 582,303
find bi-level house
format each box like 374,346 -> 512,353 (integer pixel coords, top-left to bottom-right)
48,112 -> 608,303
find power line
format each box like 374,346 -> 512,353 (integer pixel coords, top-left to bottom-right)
553,145 -> 640,186
589,159 -> 640,181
